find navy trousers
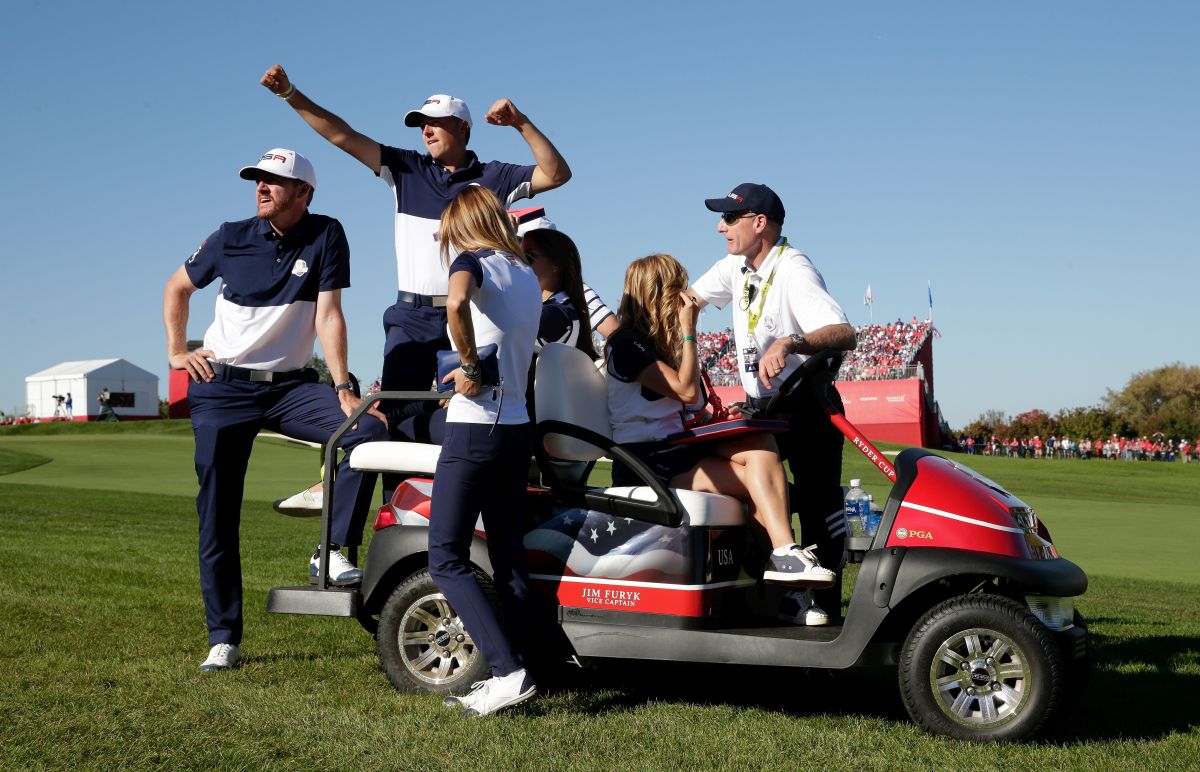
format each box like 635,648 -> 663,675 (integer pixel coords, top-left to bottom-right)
380,300 -> 450,497
188,372 -> 388,645
427,421 -> 534,677
775,388 -> 848,617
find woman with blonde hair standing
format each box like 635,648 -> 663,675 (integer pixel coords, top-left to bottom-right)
428,186 -> 541,715
605,254 -> 835,623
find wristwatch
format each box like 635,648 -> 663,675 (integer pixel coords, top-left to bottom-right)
788,333 -> 807,353
334,382 -> 354,393
460,362 -> 481,381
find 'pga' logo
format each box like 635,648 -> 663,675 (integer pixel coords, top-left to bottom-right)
896,527 -> 934,540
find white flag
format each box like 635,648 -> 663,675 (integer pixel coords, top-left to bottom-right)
863,284 -> 873,307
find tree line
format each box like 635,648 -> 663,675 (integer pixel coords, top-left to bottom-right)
960,363 -> 1200,440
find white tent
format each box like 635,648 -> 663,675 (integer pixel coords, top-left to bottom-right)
24,359 -> 160,420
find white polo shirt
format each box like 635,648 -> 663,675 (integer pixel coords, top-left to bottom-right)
691,237 -> 848,399
444,249 -> 541,426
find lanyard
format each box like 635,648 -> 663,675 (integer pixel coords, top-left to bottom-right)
745,238 -> 788,337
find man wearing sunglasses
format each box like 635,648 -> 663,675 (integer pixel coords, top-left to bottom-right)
163,148 -> 389,671
688,183 -> 856,624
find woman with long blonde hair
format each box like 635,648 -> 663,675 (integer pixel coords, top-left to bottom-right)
605,254 -> 835,622
427,186 -> 541,715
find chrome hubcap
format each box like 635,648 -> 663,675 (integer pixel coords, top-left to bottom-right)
929,627 -> 1030,726
398,593 -> 477,686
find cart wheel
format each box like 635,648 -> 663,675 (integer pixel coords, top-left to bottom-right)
377,569 -> 493,694
899,593 -> 1064,742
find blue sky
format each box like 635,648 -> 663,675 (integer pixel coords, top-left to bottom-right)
1,1 -> 1196,428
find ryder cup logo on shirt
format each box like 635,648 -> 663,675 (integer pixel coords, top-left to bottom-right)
291,259 -> 309,278
761,314 -> 777,333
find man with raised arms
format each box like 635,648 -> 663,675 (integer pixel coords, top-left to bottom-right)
260,64 -> 571,513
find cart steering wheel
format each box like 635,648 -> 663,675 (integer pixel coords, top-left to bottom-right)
758,348 -> 844,419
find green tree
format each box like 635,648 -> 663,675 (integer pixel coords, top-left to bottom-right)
309,355 -> 332,386
1010,409 -> 1055,439
1104,363 -> 1200,439
1053,406 -> 1129,440
961,409 -> 1009,439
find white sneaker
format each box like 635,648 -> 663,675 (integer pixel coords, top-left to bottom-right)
460,668 -> 537,717
200,643 -> 241,671
778,589 -> 830,626
309,546 -> 363,586
445,680 -> 489,708
762,544 -> 836,587
273,485 -> 323,517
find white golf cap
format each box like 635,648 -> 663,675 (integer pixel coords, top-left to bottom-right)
239,148 -> 317,189
509,207 -> 557,237
404,94 -> 472,128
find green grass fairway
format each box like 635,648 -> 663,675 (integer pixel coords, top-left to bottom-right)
1,423 -> 1198,768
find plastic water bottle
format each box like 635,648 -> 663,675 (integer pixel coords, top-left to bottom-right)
845,479 -> 869,538
865,494 -> 882,537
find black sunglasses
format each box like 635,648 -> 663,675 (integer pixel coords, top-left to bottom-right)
721,211 -> 757,225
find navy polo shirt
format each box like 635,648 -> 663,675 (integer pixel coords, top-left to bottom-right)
536,290 -> 583,353
184,213 -> 350,371
377,146 -> 534,296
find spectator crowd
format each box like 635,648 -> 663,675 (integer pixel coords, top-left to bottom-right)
697,320 -> 933,388
957,434 -> 1198,463
838,319 -> 931,381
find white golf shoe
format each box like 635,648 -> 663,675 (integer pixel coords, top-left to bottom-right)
273,485 -> 323,517
200,643 -> 241,671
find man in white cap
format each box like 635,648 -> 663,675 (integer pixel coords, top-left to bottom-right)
163,148 -> 389,671
260,64 -> 571,509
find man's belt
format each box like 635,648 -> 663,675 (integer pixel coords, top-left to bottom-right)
396,290 -> 448,308
744,396 -> 774,411
213,363 -> 313,383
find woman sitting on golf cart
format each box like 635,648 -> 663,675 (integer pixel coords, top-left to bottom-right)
522,227 -> 598,419
605,254 -> 835,614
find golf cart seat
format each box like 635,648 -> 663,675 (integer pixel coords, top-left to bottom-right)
349,441 -> 441,475
534,342 -> 746,528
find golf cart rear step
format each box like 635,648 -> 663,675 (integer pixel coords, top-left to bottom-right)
267,586 -> 360,617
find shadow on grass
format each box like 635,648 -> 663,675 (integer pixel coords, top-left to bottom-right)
529,626 -> 1199,742
1046,631 -> 1200,742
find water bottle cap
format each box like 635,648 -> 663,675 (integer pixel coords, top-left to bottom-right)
850,479 -> 861,488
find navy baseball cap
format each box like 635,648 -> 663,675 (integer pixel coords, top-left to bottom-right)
704,183 -> 785,224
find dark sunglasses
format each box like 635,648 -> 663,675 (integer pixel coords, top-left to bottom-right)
721,211 -> 757,225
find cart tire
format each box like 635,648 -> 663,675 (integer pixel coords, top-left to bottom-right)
377,568 -> 494,694
899,593 -> 1064,742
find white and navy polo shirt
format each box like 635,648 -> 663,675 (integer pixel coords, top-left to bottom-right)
536,290 -> 584,353
581,283 -> 615,333
605,329 -> 688,444
377,146 -> 534,297
184,214 -> 350,372
444,249 -> 541,426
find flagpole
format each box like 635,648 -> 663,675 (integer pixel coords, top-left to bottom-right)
927,281 -> 933,324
